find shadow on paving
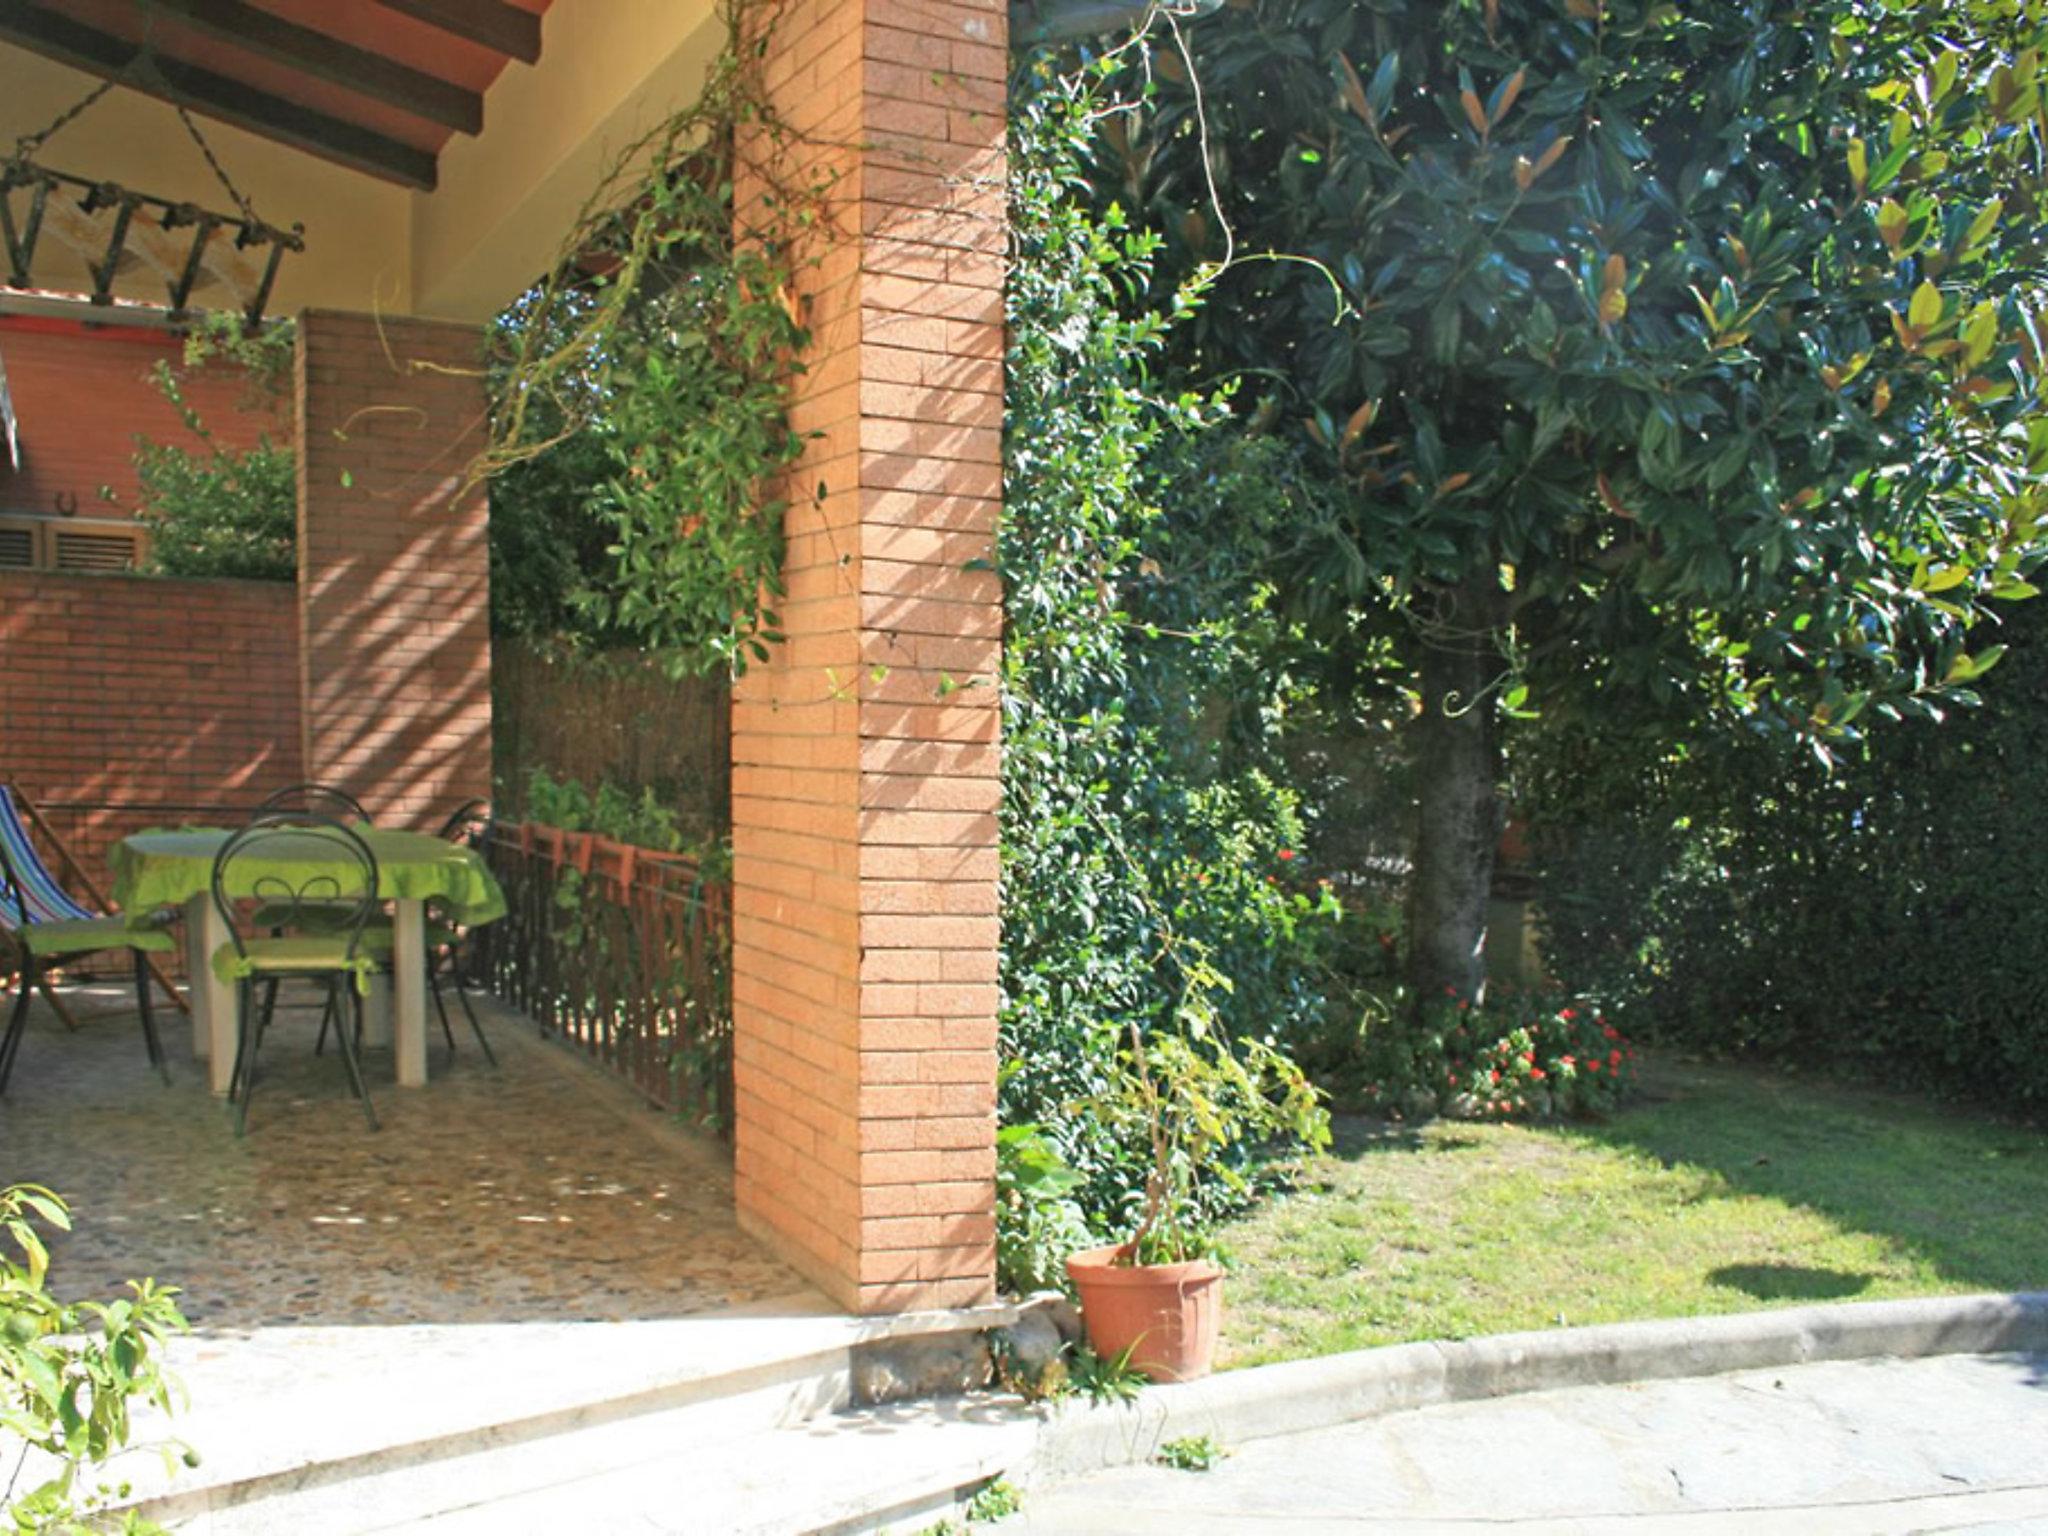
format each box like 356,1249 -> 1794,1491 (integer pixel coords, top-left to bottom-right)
0,984 -> 809,1332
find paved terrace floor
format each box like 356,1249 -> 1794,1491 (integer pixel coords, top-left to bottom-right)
0,983 -> 808,1327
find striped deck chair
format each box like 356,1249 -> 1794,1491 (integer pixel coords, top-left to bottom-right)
0,785 -> 180,1094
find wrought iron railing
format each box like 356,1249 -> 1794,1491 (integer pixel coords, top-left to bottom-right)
474,821 -> 733,1132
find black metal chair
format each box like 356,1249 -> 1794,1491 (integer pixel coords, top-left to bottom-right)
254,783 -> 370,823
438,800 -> 490,846
248,783 -> 374,1032
211,813 -> 382,1134
425,800 -> 496,1066
315,799 -> 497,1069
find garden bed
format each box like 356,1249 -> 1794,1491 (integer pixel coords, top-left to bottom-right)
1219,1056 -> 2048,1369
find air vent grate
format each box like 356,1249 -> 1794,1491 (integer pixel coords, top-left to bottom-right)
53,530 -> 141,571
0,527 -> 31,568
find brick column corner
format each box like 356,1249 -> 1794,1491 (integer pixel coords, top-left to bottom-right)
295,311 -> 493,830
730,0 -> 1006,1313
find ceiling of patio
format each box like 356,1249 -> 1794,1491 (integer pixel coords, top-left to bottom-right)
0,0 -> 727,321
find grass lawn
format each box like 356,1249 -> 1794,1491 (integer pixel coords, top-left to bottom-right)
1219,1056 -> 2048,1369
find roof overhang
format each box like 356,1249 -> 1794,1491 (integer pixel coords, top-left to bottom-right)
0,0 -> 726,322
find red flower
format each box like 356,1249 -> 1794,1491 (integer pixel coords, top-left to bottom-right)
1277,848 -> 1297,861
1559,1007 -> 1577,1021
1609,1049 -> 1623,1067
1602,1024 -> 1619,1041
1530,1067 -> 1547,1082
1522,1051 -> 1534,1065
1561,1054 -> 1576,1068
1447,1074 -> 1459,1086
1587,1059 -> 1602,1073
1489,1070 -> 1500,1085
1457,1000 -> 1470,1012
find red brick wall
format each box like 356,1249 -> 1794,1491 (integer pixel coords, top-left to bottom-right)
0,568 -> 304,888
0,317 -> 280,520
731,0 -> 1005,1314
294,312 -> 491,830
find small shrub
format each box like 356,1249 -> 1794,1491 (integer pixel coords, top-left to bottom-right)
2,1185 -> 191,1534
964,1479 -> 1023,1523
127,315 -> 298,583
1323,990 -> 1637,1122
994,1122 -> 1092,1297
1156,1435 -> 1226,1472
1067,1343 -> 1147,1406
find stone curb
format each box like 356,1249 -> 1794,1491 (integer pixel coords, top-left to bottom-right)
1022,1291 -> 2048,1485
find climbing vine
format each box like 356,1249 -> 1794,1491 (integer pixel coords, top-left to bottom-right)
999,48 -> 1334,1249
480,0 -> 837,675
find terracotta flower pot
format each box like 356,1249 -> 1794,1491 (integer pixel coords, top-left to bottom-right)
1065,1243 -> 1224,1383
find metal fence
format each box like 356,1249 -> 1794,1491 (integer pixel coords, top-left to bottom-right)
474,821 -> 733,1132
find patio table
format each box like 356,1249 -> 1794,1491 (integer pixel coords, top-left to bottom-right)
109,828 -> 506,1096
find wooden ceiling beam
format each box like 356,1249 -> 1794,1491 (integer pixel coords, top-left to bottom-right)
369,0 -> 541,66
140,0 -> 484,136
0,0 -> 438,191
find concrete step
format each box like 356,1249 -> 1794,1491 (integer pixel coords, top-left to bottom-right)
113,1298 -> 1021,1536
370,1397 -> 1039,1536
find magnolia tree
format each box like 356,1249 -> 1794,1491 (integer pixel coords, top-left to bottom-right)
1122,0 -> 2048,1004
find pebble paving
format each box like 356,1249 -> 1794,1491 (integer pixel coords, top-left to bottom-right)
0,984 -> 806,1328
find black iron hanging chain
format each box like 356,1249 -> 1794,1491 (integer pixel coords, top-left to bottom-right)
7,75 -> 121,175
172,102 -> 264,229
7,7 -> 156,175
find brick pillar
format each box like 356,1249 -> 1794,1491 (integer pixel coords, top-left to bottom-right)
295,312 -> 492,829
731,0 -> 1006,1313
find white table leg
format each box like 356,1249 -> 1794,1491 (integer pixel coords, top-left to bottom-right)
362,974 -> 393,1047
184,894 -> 237,1095
393,899 -> 427,1088
183,895 -> 211,1062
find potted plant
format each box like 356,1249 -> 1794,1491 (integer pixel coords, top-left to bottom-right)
1067,1015 -> 1326,1382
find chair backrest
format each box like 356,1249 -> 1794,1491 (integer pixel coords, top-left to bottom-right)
0,785 -> 98,932
254,783 -> 370,824
436,799 -> 491,849
211,814 -> 381,967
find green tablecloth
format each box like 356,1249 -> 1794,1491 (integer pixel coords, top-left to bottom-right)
109,827 -> 508,928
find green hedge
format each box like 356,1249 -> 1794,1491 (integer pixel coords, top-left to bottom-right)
1527,599 -> 2048,1117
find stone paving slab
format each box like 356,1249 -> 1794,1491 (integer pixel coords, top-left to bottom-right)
1015,1351 -> 2048,1533
0,985 -> 806,1327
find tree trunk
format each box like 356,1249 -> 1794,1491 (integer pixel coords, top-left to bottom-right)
1406,574 -> 1505,1010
